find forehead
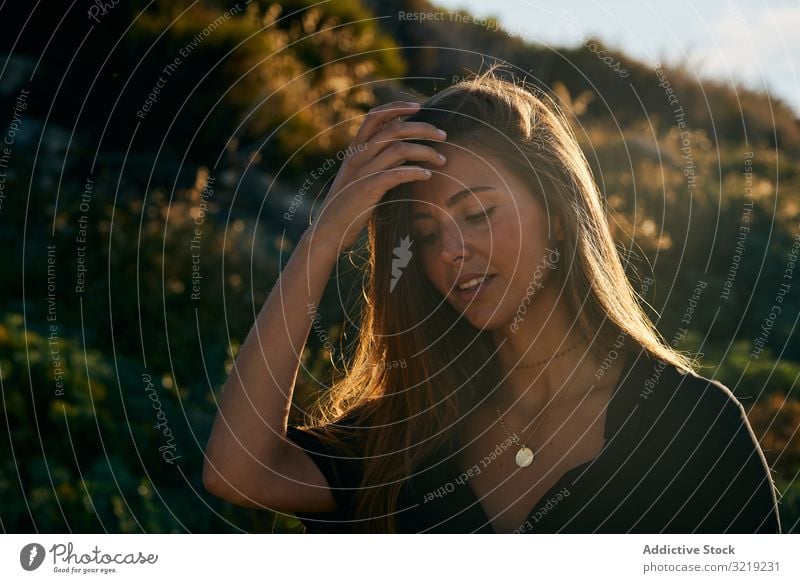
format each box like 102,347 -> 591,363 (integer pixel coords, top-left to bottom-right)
407,144 -> 513,207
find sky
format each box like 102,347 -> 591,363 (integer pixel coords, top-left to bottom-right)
432,0 -> 800,115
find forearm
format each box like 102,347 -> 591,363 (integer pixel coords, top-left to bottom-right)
204,225 -> 339,483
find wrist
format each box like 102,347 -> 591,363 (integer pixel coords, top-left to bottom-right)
300,223 -> 341,258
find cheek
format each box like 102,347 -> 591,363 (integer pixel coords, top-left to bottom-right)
420,255 -> 448,294
487,217 -> 536,273
495,234 -> 558,295
512,245 -> 562,301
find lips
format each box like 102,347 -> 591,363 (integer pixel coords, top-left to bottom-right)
454,271 -> 492,288
457,274 -> 492,291
452,273 -> 496,301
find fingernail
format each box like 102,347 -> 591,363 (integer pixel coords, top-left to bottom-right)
406,101 -> 420,108
438,153 -> 446,162
437,129 -> 447,138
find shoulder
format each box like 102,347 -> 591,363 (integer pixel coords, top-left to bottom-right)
286,409 -> 368,490
634,352 -> 762,465
632,352 -> 781,532
636,353 -> 749,437
286,410 -> 368,532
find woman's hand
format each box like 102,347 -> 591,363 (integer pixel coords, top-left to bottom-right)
311,101 -> 448,254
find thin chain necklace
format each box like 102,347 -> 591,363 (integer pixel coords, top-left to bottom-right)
504,339 -> 584,370
495,386 -> 570,468
495,339 -> 585,468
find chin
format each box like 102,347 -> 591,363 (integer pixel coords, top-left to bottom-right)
450,303 -> 510,331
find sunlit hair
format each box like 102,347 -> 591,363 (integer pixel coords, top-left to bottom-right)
298,66 -> 699,533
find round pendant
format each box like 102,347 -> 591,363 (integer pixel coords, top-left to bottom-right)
515,446 -> 535,468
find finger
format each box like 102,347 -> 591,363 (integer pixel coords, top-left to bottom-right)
366,122 -> 447,156
346,122 -> 447,167
373,121 -> 447,143
359,141 -> 446,176
352,101 -> 420,145
361,165 -> 433,193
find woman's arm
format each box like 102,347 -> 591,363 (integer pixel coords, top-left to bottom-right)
202,100 -> 447,513
202,225 -> 342,512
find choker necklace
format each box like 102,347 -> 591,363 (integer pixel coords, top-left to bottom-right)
495,382 -> 570,468
502,339 -> 584,370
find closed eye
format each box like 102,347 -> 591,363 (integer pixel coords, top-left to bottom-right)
416,232 -> 438,245
465,206 -> 496,222
414,207 -> 497,246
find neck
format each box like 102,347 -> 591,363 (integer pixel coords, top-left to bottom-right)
490,278 -> 594,412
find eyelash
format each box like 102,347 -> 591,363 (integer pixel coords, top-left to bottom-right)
466,207 -> 496,222
416,207 -> 496,245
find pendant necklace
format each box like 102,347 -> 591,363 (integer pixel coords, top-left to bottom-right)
495,387 -> 570,468
496,339 -> 584,468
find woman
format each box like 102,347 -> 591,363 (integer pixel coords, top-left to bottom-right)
203,69 -> 781,534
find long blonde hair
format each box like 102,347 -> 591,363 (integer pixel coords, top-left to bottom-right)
299,67 -> 698,532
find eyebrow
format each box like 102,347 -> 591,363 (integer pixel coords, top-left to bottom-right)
410,186 -> 496,221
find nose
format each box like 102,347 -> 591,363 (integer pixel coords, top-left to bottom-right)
438,224 -> 472,264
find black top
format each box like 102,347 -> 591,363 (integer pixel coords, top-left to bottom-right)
286,350 -> 782,533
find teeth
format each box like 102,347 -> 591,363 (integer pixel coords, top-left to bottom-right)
458,275 -> 490,291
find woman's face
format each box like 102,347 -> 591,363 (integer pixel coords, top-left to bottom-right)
407,143 -> 564,331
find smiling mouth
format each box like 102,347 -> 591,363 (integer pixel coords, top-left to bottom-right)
457,274 -> 493,291
453,274 -> 496,300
